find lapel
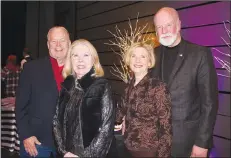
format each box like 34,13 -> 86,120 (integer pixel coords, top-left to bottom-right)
43,56 -> 59,96
162,39 -> 187,88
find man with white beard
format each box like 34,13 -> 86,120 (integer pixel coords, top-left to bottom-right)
151,7 -> 218,157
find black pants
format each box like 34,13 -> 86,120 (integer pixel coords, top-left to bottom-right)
113,135 -> 132,158
107,136 -> 119,158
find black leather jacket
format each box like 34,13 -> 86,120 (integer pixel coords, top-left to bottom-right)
53,69 -> 115,157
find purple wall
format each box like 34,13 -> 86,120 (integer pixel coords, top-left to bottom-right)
176,2 -> 230,157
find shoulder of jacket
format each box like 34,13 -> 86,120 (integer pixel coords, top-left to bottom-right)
185,40 -> 209,53
94,77 -> 109,85
90,78 -> 112,93
25,56 -> 48,67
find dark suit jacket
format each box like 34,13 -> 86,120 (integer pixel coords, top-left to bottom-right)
151,39 -> 219,157
16,56 -> 59,148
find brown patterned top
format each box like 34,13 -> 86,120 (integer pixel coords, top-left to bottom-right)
116,72 -> 172,157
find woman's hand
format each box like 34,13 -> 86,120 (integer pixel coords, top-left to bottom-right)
122,119 -> 125,135
114,117 -> 126,135
64,152 -> 79,157
114,124 -> 122,131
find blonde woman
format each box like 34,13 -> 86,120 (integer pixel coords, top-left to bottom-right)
53,39 -> 115,158
116,43 -> 172,157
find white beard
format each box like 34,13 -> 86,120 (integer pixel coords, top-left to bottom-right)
159,33 -> 177,47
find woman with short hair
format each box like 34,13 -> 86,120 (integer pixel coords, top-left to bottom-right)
116,42 -> 172,157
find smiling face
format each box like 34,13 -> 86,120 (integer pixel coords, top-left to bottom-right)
71,44 -> 94,79
47,27 -> 70,61
129,47 -> 150,76
154,8 -> 181,47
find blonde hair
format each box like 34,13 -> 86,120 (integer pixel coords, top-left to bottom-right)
124,43 -> 155,69
62,39 -> 104,79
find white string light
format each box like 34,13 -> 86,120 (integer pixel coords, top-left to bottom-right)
213,20 -> 230,78
105,13 -> 156,83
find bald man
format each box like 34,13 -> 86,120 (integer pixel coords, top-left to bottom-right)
16,26 -> 71,157
151,7 -> 218,157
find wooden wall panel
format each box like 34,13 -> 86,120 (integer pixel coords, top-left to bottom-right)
78,1 -> 135,19
218,93 -> 230,117
79,16 -> 154,40
214,115 -> 230,139
179,2 -> 230,27
78,2 -> 229,41
99,53 -> 121,66
78,1 -> 208,31
217,70 -> 230,92
78,16 -> 153,40
108,80 -> 126,95
77,1 -> 96,9
103,66 -> 122,81
92,39 -> 120,52
212,136 -> 231,157
181,24 -> 230,46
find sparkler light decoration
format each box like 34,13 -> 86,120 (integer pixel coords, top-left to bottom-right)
105,13 -> 159,83
212,20 -> 230,78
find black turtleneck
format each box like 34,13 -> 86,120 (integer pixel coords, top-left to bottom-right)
163,43 -> 180,83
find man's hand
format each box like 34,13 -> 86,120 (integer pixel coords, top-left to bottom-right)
64,152 -> 79,157
23,136 -> 41,157
191,145 -> 208,157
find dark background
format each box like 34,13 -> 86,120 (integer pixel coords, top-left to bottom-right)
1,1 -> 26,66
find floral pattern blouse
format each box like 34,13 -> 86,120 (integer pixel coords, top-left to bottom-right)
116,72 -> 172,157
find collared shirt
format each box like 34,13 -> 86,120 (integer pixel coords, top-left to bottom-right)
50,57 -> 64,92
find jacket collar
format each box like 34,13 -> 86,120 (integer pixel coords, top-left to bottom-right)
128,70 -> 152,87
61,67 -> 95,92
77,67 -> 95,91
160,38 -> 187,87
